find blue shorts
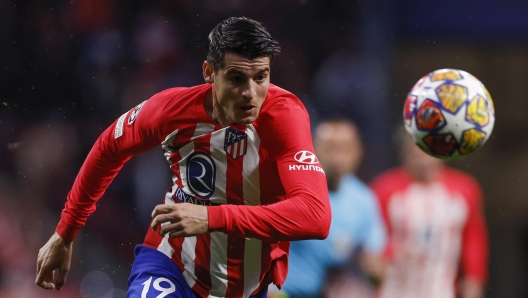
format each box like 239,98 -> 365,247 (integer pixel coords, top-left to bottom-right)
128,245 -> 197,298
128,245 -> 268,298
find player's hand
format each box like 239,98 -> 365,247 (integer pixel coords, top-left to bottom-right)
151,203 -> 209,238
460,277 -> 484,298
35,232 -> 73,291
360,253 -> 386,288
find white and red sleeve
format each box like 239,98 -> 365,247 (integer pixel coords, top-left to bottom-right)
56,90 -> 172,241
207,97 -> 331,241
371,172 -> 394,260
458,174 -> 489,284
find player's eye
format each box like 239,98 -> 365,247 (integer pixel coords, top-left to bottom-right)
255,74 -> 267,82
230,76 -> 244,84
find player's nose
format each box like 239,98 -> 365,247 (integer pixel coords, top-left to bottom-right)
241,81 -> 257,100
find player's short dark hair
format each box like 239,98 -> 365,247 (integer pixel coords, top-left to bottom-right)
207,17 -> 281,70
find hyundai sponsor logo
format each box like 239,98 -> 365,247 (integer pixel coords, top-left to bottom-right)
294,150 -> 319,164
288,164 -> 325,174
290,150 -> 324,173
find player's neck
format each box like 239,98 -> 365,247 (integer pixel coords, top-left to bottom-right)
213,107 -> 232,127
204,88 -> 233,127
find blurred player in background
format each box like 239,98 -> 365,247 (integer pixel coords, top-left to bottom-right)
271,119 -> 387,298
35,17 -> 331,298
371,126 -> 488,298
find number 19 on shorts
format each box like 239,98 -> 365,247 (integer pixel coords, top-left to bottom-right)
141,277 -> 176,298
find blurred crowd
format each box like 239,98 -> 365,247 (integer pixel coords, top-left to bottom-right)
2,0 -> 528,297
1,1 -> 392,296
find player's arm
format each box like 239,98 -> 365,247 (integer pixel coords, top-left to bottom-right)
36,91 -> 169,290
459,178 -> 489,298
370,173 -> 397,262
359,190 -> 388,288
207,98 -> 331,241
150,97 -> 331,241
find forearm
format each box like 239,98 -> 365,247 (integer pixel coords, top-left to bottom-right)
207,192 -> 331,241
360,253 -> 386,288
57,129 -> 132,241
460,277 -> 484,298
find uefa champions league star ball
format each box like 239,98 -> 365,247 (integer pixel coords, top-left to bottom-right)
403,68 -> 495,160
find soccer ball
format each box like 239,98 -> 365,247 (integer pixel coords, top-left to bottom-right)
403,68 -> 495,160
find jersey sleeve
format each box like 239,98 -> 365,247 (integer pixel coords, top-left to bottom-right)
459,175 -> 489,284
369,170 -> 399,259
361,189 -> 388,255
56,91 -> 171,241
207,96 -> 331,241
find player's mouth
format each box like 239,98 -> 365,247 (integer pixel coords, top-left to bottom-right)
238,105 -> 255,116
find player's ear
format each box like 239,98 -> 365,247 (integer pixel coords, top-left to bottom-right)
203,61 -> 214,84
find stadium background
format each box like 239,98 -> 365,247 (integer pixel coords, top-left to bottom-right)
1,0 -> 528,297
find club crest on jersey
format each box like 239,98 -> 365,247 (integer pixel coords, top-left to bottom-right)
224,128 -> 247,159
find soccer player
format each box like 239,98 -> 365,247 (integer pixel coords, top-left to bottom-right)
35,17 -> 331,298
271,119 -> 387,298
371,127 -> 488,298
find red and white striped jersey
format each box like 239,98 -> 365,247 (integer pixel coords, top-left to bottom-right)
370,168 -> 488,298
56,84 -> 331,298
